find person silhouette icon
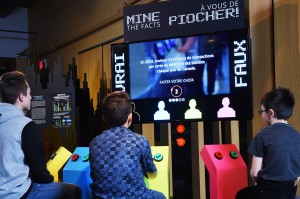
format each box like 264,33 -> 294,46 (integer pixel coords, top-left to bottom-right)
184,99 -> 202,119
154,101 -> 170,120
217,97 -> 236,118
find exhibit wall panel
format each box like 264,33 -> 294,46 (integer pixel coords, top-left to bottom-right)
248,0 -> 274,137
274,0 -> 300,131
78,47 -> 102,110
77,37 -> 123,112
273,1 -> 300,193
102,40 -> 121,90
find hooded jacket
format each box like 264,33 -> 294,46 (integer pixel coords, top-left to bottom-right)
0,102 -> 53,198
0,103 -> 32,198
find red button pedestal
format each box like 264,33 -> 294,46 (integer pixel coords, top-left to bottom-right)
200,144 -> 248,199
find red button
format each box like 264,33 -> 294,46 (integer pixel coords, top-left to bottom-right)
71,154 -> 79,161
214,151 -> 223,160
176,124 -> 185,134
176,138 -> 186,147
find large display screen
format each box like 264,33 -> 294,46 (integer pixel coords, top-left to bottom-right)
111,28 -> 252,123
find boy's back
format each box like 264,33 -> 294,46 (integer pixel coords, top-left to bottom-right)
248,123 -> 300,181
89,126 -> 156,198
90,91 -> 166,199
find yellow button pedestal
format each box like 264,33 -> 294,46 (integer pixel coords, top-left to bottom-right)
144,146 -> 170,199
46,146 -> 72,181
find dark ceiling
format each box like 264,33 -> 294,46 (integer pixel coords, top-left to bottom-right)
0,0 -> 35,18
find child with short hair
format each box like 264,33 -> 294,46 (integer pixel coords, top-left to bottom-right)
236,87 -> 300,199
89,91 -> 166,199
0,71 -> 82,199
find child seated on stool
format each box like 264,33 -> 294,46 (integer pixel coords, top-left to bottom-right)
89,91 -> 166,199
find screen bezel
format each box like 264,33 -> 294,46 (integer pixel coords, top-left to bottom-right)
111,28 -> 253,123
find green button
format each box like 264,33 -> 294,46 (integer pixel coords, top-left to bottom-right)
154,153 -> 163,162
83,154 -> 89,162
230,151 -> 238,159
50,153 -> 56,160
